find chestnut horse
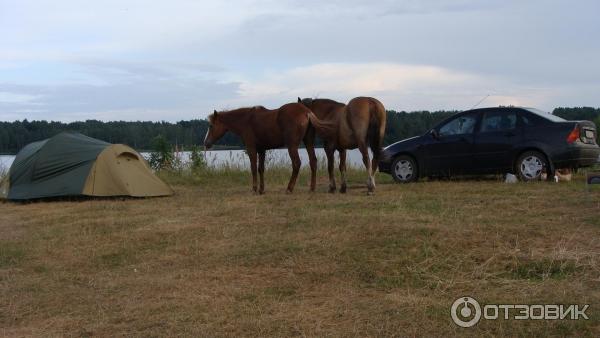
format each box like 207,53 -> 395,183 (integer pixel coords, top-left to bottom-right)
204,103 -> 335,194
298,97 -> 386,194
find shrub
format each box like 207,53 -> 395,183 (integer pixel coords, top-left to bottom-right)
189,145 -> 207,173
148,135 -> 175,171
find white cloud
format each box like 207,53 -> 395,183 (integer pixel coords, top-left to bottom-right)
0,59 -> 240,122
0,92 -> 40,104
236,62 -> 551,111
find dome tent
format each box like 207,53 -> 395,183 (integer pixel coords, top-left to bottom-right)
0,132 -> 173,200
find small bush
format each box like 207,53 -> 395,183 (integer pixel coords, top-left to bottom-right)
148,135 -> 175,171
189,145 -> 207,173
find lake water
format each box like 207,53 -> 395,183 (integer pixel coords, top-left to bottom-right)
3,149 -> 599,172
0,148 -> 369,171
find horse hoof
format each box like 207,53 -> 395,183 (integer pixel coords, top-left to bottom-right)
259,190 -> 265,195
366,190 -> 374,196
340,186 -> 347,194
286,189 -> 293,194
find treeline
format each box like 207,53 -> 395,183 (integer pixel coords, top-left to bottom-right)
553,107 -> 600,122
1,107 -> 599,154
0,119 -> 240,154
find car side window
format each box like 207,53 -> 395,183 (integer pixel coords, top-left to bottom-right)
438,114 -> 477,136
480,111 -> 516,133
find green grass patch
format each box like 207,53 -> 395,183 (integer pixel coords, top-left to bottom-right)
228,239 -> 306,267
263,285 -> 298,299
0,242 -> 26,268
506,257 -> 581,280
96,250 -> 134,268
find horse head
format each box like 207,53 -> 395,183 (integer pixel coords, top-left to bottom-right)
297,97 -> 313,107
204,110 -> 228,149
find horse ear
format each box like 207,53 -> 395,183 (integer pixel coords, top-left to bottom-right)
213,109 -> 218,116
297,97 -> 302,103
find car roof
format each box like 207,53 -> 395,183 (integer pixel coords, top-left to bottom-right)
465,106 -> 534,113
435,106 -> 563,128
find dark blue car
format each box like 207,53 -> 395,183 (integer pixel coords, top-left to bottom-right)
379,107 -> 599,182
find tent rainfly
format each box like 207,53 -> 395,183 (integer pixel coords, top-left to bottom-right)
0,132 -> 173,200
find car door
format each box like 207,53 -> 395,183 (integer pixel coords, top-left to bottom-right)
424,111 -> 480,176
473,109 -> 520,172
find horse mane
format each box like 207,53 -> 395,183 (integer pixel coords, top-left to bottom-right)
219,105 -> 267,114
211,106 -> 269,125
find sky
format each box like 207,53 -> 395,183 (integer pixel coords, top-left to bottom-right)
1,0 -> 599,122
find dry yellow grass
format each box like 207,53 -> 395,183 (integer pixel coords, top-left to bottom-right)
1,168 -> 600,337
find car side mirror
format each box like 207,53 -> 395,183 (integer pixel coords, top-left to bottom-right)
430,129 -> 440,140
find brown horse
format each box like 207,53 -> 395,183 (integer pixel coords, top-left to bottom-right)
204,103 -> 335,194
298,97 -> 386,194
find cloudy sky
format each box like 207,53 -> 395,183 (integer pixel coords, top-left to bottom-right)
1,0 -> 599,122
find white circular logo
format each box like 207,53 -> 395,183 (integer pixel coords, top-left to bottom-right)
451,296 -> 481,327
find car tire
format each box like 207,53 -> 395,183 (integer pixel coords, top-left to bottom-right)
391,155 -> 418,183
515,151 -> 547,182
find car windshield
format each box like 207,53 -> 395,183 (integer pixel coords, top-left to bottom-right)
525,108 -> 566,122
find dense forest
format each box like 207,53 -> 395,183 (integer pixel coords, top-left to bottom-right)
1,107 -> 599,154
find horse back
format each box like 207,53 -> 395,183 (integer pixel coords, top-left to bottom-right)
347,96 -> 386,130
249,103 -> 309,149
277,103 -> 311,136
311,100 -> 345,122
344,97 -> 386,150
278,102 -> 311,122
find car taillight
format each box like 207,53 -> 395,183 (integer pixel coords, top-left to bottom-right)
566,125 -> 580,144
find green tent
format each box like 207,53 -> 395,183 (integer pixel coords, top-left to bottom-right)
0,132 -> 173,200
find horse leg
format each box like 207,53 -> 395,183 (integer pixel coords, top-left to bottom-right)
258,150 -> 266,194
339,149 -> 347,193
303,127 -> 317,192
370,150 -> 379,191
248,148 -> 258,194
286,146 -> 301,193
358,141 -> 374,195
325,145 -> 336,193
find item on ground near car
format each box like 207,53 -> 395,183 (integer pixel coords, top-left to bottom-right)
505,173 -> 518,183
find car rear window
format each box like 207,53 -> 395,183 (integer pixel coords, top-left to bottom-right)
525,108 -> 566,122
521,112 -> 548,127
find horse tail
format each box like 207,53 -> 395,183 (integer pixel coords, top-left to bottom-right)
307,111 -> 337,139
367,98 -> 387,161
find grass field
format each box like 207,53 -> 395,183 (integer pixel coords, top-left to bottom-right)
1,166 -> 600,336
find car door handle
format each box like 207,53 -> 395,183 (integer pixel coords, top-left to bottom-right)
504,131 -> 516,137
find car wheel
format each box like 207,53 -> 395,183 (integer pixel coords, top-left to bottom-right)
515,151 -> 547,181
391,155 -> 418,183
